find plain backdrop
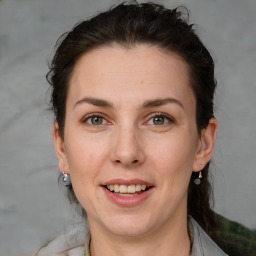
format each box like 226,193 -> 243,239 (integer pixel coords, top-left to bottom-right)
0,0 -> 255,255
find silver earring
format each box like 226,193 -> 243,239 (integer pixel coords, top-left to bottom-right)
194,171 -> 202,185
62,172 -> 71,187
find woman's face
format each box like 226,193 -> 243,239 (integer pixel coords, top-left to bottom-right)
54,45 -> 214,237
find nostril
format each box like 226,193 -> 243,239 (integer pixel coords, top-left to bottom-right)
114,159 -> 139,165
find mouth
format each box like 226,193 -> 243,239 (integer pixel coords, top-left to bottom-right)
104,184 -> 153,197
102,180 -> 154,206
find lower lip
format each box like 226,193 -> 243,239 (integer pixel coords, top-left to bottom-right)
102,187 -> 154,207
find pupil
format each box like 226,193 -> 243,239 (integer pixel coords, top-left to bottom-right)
92,116 -> 102,125
153,116 -> 164,125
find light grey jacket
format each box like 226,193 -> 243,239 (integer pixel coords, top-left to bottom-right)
190,218 -> 228,256
36,218 -> 228,256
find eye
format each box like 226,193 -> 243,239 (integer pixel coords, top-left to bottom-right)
147,114 -> 174,126
83,115 -> 107,125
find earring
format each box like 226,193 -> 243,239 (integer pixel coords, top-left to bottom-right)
62,172 -> 71,187
194,171 -> 202,185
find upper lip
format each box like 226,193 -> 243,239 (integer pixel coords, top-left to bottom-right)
103,179 -> 154,187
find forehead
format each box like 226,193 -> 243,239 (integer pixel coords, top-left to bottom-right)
68,45 -> 195,112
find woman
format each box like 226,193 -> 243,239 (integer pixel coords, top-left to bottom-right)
37,1 -> 229,255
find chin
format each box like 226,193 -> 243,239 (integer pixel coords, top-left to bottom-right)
100,213 -> 155,238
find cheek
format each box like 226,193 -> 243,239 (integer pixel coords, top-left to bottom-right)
65,135 -> 109,180
149,133 -> 197,169
146,132 -> 197,192
64,136 -> 110,208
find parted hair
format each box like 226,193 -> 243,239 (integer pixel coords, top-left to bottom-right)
47,0 -> 219,239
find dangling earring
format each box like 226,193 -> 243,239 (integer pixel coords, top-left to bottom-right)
194,171 -> 202,185
62,172 -> 71,187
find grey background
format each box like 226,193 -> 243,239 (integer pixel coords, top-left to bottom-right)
0,0 -> 255,255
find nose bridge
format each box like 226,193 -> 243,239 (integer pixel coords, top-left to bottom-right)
111,122 -> 144,167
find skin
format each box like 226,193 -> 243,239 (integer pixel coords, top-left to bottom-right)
53,45 -> 217,256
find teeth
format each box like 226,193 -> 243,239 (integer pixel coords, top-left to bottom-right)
128,185 -> 135,193
114,193 -> 138,197
120,185 -> 128,193
135,184 -> 142,191
106,184 -> 149,193
114,184 -> 119,193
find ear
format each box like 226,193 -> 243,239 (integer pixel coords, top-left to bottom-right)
193,118 -> 218,172
52,122 -> 70,174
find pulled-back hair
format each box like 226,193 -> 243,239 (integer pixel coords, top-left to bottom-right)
47,0 -> 218,239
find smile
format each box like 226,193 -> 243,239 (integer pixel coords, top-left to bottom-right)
102,182 -> 154,206
105,184 -> 152,197
102,179 -> 154,206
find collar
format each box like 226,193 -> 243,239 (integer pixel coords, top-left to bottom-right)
189,217 -> 228,256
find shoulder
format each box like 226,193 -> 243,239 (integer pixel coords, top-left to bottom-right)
34,224 -> 88,256
214,214 -> 256,256
190,217 -> 228,256
190,214 -> 256,256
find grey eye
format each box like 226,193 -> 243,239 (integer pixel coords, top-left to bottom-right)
88,116 -> 105,125
152,116 -> 165,125
147,114 -> 173,126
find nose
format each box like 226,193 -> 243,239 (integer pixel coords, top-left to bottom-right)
110,126 -> 145,168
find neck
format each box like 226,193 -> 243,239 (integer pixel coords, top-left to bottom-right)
88,208 -> 190,256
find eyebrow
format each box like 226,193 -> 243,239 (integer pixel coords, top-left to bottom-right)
142,98 -> 184,109
74,97 -> 114,109
74,97 -> 184,110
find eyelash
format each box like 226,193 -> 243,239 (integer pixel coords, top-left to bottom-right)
81,113 -> 109,126
146,113 -> 175,126
81,112 -> 175,127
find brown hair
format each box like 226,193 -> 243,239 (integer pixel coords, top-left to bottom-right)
48,1 -> 218,237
